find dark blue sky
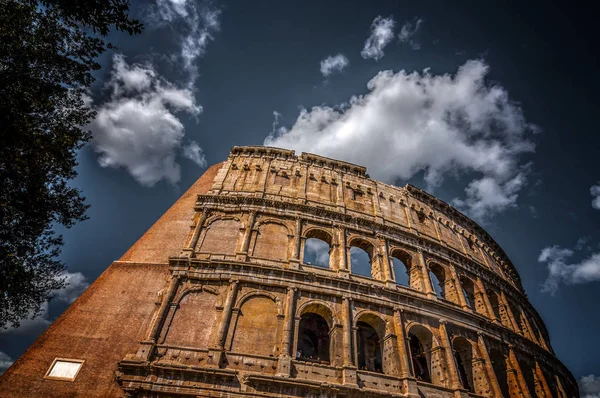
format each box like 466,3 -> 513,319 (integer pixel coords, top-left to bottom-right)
1,0 -> 599,388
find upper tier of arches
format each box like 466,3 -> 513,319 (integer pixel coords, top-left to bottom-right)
192,208 -> 551,354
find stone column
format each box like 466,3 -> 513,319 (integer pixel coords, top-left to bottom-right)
342,297 -> 354,366
341,297 -> 357,386
520,313 -> 538,343
418,249 -> 436,298
217,280 -> 239,349
508,347 -> 532,398
393,308 -> 412,377
281,287 -> 296,356
438,321 -> 462,391
147,275 -> 180,343
501,292 -> 521,333
289,218 -> 302,269
185,208 -> 209,254
236,211 -> 256,260
338,229 -> 350,276
277,287 -> 296,377
535,362 -> 553,398
450,267 -> 469,310
477,278 -> 497,321
378,236 -> 394,286
477,333 -> 503,398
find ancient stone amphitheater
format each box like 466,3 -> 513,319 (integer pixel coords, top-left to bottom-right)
0,146 -> 577,397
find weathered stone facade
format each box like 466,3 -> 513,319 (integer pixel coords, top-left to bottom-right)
0,146 -> 578,397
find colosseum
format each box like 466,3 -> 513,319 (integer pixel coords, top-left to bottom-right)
0,146 -> 577,397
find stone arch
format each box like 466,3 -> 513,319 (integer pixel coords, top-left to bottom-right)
390,248 -> 412,288
297,300 -> 334,327
230,294 -> 280,357
355,311 -> 387,374
428,262 -> 447,299
486,288 -> 503,322
407,323 -> 444,386
459,275 -> 477,310
296,301 -> 334,364
348,237 -> 377,279
163,289 -> 219,349
251,219 -> 291,261
302,227 -> 333,269
235,290 -> 281,315
197,216 -> 242,255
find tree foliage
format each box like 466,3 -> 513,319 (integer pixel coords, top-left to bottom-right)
0,0 -> 142,328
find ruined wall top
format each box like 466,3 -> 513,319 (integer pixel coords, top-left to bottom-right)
210,146 -> 524,293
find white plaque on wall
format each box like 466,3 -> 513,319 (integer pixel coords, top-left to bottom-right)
44,358 -> 84,381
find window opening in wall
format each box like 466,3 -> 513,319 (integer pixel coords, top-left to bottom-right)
428,265 -> 445,299
487,291 -> 502,320
452,338 -> 474,393
44,358 -> 84,381
391,257 -> 410,287
417,211 -> 426,223
350,245 -> 372,278
460,277 -> 476,309
296,313 -> 330,364
303,238 -> 330,268
489,349 -> 510,398
409,333 -> 431,383
357,321 -> 383,373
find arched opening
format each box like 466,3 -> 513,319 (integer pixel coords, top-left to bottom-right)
452,337 -> 474,392
489,348 -> 510,398
391,250 -> 411,287
296,313 -> 330,364
486,290 -> 502,320
408,325 -> 434,383
350,239 -> 374,278
231,296 -> 279,356
429,263 -> 446,299
357,321 -> 383,372
460,276 -> 476,309
303,238 -> 331,268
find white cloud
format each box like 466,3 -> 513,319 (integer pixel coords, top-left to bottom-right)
90,54 -> 202,186
580,374 -> 600,398
0,352 -> 13,375
304,238 -> 330,266
398,18 -> 423,50
266,60 -> 535,219
539,245 -> 600,294
591,183 -> 600,210
320,54 -> 349,76
53,271 -> 90,304
182,141 -> 207,167
361,16 -> 396,61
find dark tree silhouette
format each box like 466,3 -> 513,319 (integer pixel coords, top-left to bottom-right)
0,0 -> 142,328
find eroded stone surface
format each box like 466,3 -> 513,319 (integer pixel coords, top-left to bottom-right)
0,146 -> 577,398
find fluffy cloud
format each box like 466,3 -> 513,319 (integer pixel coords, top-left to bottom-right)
266,60 -> 535,219
182,141 -> 207,167
591,183 -> 600,210
90,55 -> 202,186
539,245 -> 600,294
0,352 -> 13,375
320,54 -> 349,77
580,374 -> 600,398
304,238 -> 330,266
361,16 -> 395,61
398,18 -> 423,50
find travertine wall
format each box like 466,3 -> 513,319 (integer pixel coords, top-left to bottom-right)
0,146 -> 577,398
